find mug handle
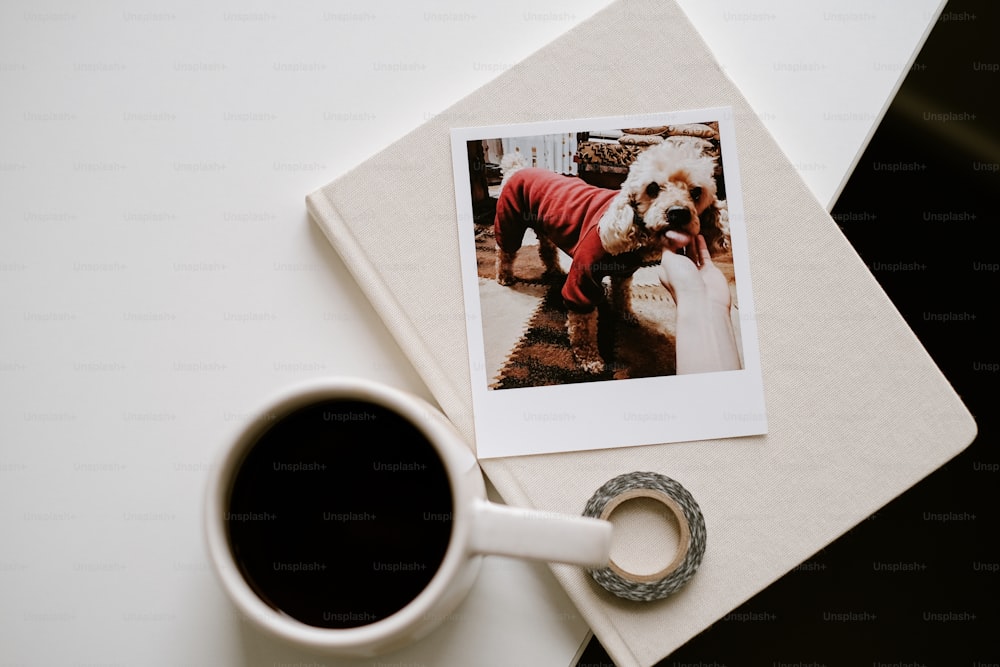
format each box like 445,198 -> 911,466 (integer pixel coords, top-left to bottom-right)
469,499 -> 612,567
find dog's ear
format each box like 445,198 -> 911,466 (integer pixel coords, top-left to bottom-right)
699,202 -> 729,253
598,198 -> 639,255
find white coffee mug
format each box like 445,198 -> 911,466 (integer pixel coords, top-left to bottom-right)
204,377 -> 611,657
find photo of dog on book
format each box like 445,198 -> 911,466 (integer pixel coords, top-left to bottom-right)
466,123 -> 741,389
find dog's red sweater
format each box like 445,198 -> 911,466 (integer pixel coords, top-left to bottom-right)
495,168 -> 642,313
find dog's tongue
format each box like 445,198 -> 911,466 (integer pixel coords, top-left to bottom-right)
663,229 -> 692,249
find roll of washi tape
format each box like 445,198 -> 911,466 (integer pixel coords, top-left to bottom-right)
583,471 -> 706,602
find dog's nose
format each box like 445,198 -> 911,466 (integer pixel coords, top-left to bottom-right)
666,206 -> 691,227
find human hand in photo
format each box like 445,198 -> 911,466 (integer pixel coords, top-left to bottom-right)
659,235 -> 740,375
659,234 -> 731,310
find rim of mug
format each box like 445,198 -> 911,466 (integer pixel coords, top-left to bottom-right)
203,376 -> 474,652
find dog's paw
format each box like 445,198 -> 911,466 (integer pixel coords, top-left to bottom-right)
574,352 -> 605,374
496,251 -> 516,286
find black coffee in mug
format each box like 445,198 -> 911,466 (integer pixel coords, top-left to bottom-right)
226,399 -> 453,629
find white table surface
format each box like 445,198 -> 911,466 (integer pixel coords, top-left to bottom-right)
0,1 -> 940,665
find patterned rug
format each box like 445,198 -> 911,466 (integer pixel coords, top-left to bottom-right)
489,282 -> 679,389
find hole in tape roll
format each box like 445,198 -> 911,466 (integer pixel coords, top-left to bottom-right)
602,492 -> 685,580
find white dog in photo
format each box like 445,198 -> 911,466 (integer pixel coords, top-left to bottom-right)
494,140 -> 728,373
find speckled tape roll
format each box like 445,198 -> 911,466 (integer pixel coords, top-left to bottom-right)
583,471 -> 706,602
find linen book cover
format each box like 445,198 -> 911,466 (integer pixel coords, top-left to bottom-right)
306,1 -> 976,664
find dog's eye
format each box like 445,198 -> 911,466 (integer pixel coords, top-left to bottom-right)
645,182 -> 660,198
690,187 -> 702,201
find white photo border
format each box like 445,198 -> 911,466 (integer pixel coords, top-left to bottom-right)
450,108 -> 767,459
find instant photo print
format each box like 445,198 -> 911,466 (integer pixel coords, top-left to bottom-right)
451,109 -> 767,459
